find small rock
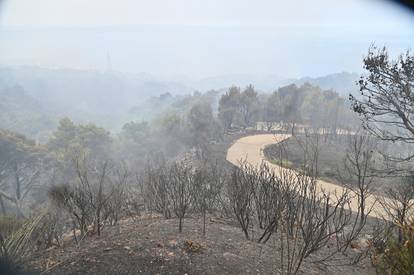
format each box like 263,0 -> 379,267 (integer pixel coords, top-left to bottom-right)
135,244 -> 145,251
168,239 -> 178,247
223,252 -> 243,260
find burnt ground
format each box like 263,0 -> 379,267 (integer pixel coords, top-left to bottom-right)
25,213 -> 374,275
21,131 -> 375,274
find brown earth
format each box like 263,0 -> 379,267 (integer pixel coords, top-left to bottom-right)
26,214 -> 372,275
22,132 -> 379,275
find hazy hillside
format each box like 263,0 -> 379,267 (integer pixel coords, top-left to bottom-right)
0,66 -> 361,139
0,85 -> 55,140
0,66 -> 194,133
188,72 -> 359,95
191,74 -> 293,92
127,90 -> 221,122
294,72 -> 360,96
0,66 -> 193,115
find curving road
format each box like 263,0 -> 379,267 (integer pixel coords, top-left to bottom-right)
226,134 -> 390,219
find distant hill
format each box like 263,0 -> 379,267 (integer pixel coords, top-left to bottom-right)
0,85 -> 55,140
191,74 -> 293,92
0,66 -> 193,114
294,72 -> 360,97
0,66 -> 194,133
187,72 -> 360,96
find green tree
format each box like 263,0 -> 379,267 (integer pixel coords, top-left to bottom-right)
47,118 -> 112,161
188,103 -> 218,145
261,92 -> 282,131
218,86 -> 241,130
277,84 -> 305,133
0,129 -> 45,215
120,121 -> 149,143
239,85 -> 259,128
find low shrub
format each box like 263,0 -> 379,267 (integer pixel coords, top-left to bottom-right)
373,222 -> 414,274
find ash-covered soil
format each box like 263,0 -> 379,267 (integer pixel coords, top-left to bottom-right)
26,214 -> 373,275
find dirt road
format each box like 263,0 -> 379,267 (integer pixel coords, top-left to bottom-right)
226,134 -> 390,219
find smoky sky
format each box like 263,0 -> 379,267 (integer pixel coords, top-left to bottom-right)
0,0 -> 413,78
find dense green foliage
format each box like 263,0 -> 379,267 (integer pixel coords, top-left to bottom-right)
373,223 -> 414,274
